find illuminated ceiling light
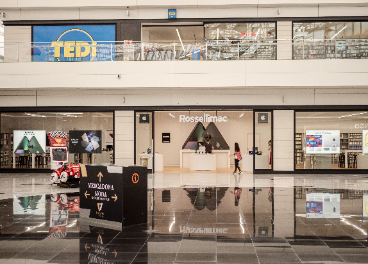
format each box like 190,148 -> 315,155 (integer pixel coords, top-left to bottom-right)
331,26 -> 347,39
341,116 -> 345,117
239,113 -> 244,118
338,117 -> 341,118
176,29 -> 185,51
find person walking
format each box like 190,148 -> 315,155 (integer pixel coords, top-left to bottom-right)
230,142 -> 242,174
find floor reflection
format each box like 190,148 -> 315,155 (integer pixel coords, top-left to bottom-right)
0,173 -> 368,263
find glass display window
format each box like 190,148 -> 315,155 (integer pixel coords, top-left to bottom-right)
0,112 -> 113,169
295,111 -> 368,170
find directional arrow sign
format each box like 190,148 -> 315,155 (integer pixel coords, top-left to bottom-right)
111,194 -> 118,202
113,250 -> 117,258
97,172 -> 103,182
85,243 -> 90,251
85,191 -> 90,199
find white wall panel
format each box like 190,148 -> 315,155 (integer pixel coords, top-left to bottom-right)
4,26 -> 31,62
276,21 -> 292,60
259,6 -> 319,17
115,111 -> 134,166
273,110 -> 294,171
319,5 -> 368,17
20,9 -> 80,20
1,60 -> 367,90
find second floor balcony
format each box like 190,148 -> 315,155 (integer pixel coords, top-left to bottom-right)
1,39 -> 368,63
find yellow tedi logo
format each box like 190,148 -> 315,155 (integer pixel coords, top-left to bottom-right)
51,29 -> 97,60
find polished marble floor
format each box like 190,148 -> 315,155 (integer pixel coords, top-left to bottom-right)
1,173 -> 368,263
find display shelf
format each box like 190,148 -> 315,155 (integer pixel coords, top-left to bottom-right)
0,133 -> 13,168
295,133 -> 303,165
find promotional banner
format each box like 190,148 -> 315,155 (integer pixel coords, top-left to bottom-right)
13,130 -> 46,154
362,130 -> 368,154
363,194 -> 368,217
306,193 -> 340,218
51,147 -> 68,162
33,25 -> 116,61
48,131 -> 68,147
306,130 -> 340,154
69,130 -> 101,153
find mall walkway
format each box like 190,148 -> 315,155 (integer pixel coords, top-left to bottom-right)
0,173 -> 367,263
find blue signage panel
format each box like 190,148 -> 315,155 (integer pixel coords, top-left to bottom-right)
32,25 -> 116,61
168,9 -> 176,18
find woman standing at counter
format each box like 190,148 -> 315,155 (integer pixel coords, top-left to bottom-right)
230,143 -> 242,174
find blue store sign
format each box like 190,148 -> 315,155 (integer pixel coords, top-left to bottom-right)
32,25 -> 116,61
168,9 -> 177,18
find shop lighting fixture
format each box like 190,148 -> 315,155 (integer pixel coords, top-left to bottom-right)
341,116 -> 345,117
331,26 -> 347,39
338,117 -> 341,118
169,113 -> 175,118
176,29 -> 185,51
239,113 -> 244,118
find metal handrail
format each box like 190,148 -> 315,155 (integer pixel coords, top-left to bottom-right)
0,39 -> 367,62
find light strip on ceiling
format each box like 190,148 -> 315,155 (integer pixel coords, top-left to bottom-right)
176,29 -> 185,50
331,26 -> 347,40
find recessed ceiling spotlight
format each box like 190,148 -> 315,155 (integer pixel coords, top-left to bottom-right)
341,116 -> 345,117
338,117 -> 341,118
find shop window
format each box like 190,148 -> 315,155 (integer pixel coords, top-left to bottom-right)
153,111 -> 252,173
295,111 -> 368,170
205,23 -> 276,42
293,21 -> 368,40
0,112 -> 113,169
254,111 -> 272,170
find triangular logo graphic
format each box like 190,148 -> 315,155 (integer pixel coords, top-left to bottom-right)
97,203 -> 103,211
182,122 -> 229,150
203,122 -> 230,150
28,136 -> 45,154
182,122 -> 205,149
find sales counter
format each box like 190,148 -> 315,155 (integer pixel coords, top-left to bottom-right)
189,154 -> 216,171
180,149 -> 230,169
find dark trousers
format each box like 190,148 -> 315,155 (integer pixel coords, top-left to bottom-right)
234,159 -> 241,172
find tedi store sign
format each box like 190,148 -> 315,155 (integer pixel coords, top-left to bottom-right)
179,114 -> 228,122
32,25 -> 116,62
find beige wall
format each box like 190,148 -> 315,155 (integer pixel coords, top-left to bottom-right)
115,111 -> 134,166
1,4 -> 367,20
154,111 -> 253,167
4,26 -> 31,62
1,60 -> 368,91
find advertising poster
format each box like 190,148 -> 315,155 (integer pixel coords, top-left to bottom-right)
51,147 -> 68,162
306,193 -> 340,218
13,130 -> 46,154
69,130 -> 102,153
32,25 -> 116,62
306,130 -> 340,154
48,131 -> 68,147
362,130 -> 368,154
363,194 -> 368,217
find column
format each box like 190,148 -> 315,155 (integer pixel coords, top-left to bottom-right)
115,111 -> 134,166
273,110 -> 294,171
277,21 -> 292,60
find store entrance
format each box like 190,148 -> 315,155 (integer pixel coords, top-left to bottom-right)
153,110 -> 254,173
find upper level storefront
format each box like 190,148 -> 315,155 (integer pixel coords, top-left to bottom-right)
1,20 -> 368,62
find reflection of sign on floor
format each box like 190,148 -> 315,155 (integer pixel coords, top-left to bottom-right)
180,225 -> 228,234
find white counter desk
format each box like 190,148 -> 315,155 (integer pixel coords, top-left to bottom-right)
180,149 -> 230,169
189,154 -> 216,171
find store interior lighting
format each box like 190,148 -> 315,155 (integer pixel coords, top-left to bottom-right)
176,29 -> 185,50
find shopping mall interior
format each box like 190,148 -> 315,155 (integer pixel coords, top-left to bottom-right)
1,0 -> 368,263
